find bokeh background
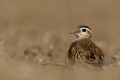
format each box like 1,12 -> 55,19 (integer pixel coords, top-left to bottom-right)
0,0 -> 120,80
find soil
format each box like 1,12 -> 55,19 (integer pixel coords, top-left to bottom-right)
0,0 -> 120,80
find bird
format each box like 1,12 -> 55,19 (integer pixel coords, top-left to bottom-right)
66,25 -> 104,67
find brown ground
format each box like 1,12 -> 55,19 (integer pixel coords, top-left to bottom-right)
0,0 -> 120,80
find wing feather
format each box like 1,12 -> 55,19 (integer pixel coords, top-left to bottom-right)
67,39 -> 104,67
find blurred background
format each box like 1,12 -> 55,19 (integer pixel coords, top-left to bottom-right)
0,0 -> 120,80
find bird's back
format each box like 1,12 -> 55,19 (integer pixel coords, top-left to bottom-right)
67,39 -> 104,67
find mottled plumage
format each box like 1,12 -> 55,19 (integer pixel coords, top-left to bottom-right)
68,39 -> 104,67
67,25 -> 104,67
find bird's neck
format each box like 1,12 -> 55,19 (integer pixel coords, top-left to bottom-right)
74,36 -> 91,41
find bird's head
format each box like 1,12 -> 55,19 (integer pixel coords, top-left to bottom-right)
70,25 -> 92,39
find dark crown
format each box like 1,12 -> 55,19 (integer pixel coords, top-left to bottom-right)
77,25 -> 91,30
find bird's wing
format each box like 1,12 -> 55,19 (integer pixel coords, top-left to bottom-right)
67,40 -> 104,67
81,41 -> 104,66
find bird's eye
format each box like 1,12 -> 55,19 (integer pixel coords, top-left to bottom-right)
82,29 -> 86,32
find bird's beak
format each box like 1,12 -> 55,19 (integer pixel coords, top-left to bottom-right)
69,32 -> 73,34
69,30 -> 77,34
69,31 -> 75,34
